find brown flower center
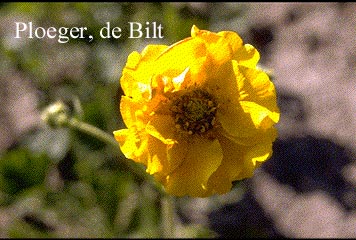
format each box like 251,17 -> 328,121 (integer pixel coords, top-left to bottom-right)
171,89 -> 217,135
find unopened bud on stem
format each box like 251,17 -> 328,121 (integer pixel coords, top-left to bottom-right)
41,101 -> 70,128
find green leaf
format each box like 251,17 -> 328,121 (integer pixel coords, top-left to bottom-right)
0,148 -> 50,197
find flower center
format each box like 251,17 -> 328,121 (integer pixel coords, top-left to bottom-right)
171,89 -> 217,135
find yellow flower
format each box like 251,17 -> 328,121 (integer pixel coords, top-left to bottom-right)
113,25 -> 280,197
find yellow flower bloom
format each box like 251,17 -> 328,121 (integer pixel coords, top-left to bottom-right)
114,25 -> 280,197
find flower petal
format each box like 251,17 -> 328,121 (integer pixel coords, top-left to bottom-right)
206,135 -> 247,195
192,26 -> 243,66
217,61 -> 279,139
217,102 -> 279,146
235,44 -> 260,68
223,126 -> 278,147
120,96 -> 147,129
146,136 -> 169,175
146,114 -> 177,145
244,141 -> 273,167
203,61 -> 240,106
166,139 -> 188,178
113,128 -> 148,165
154,36 -> 207,84
216,101 -> 257,138
217,31 -> 244,54
240,101 -> 280,129
114,25 -> 280,198
237,65 -> 280,113
206,133 -> 273,195
165,137 -> 223,197
120,45 -> 168,100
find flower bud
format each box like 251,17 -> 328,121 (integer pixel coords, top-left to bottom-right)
41,101 -> 70,128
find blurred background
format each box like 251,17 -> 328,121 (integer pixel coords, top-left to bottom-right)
0,2 -> 355,238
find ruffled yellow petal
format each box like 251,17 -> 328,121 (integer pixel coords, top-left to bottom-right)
216,101 -> 257,138
240,101 -> 280,129
154,36 -> 207,85
190,25 -> 200,37
217,31 -> 244,54
145,136 -> 169,175
236,64 -> 279,113
114,25 -> 280,197
113,128 -> 148,165
191,25 -> 243,66
217,60 -> 279,140
165,140 -> 188,178
145,114 -> 177,145
120,96 -> 147,129
234,44 -> 260,68
165,137 -> 223,197
206,133 -> 273,195
206,135 -> 245,195
244,141 -> 273,167
120,45 -> 168,100
223,126 -> 278,148
151,67 -> 191,94
203,60 -> 240,106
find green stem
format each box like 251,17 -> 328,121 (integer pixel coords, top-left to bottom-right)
68,118 -> 119,150
67,118 -> 141,177
42,101 -> 176,236
161,194 -> 175,238
69,118 -> 176,237
67,117 -> 166,195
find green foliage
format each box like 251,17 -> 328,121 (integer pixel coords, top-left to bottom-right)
0,148 -> 50,199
